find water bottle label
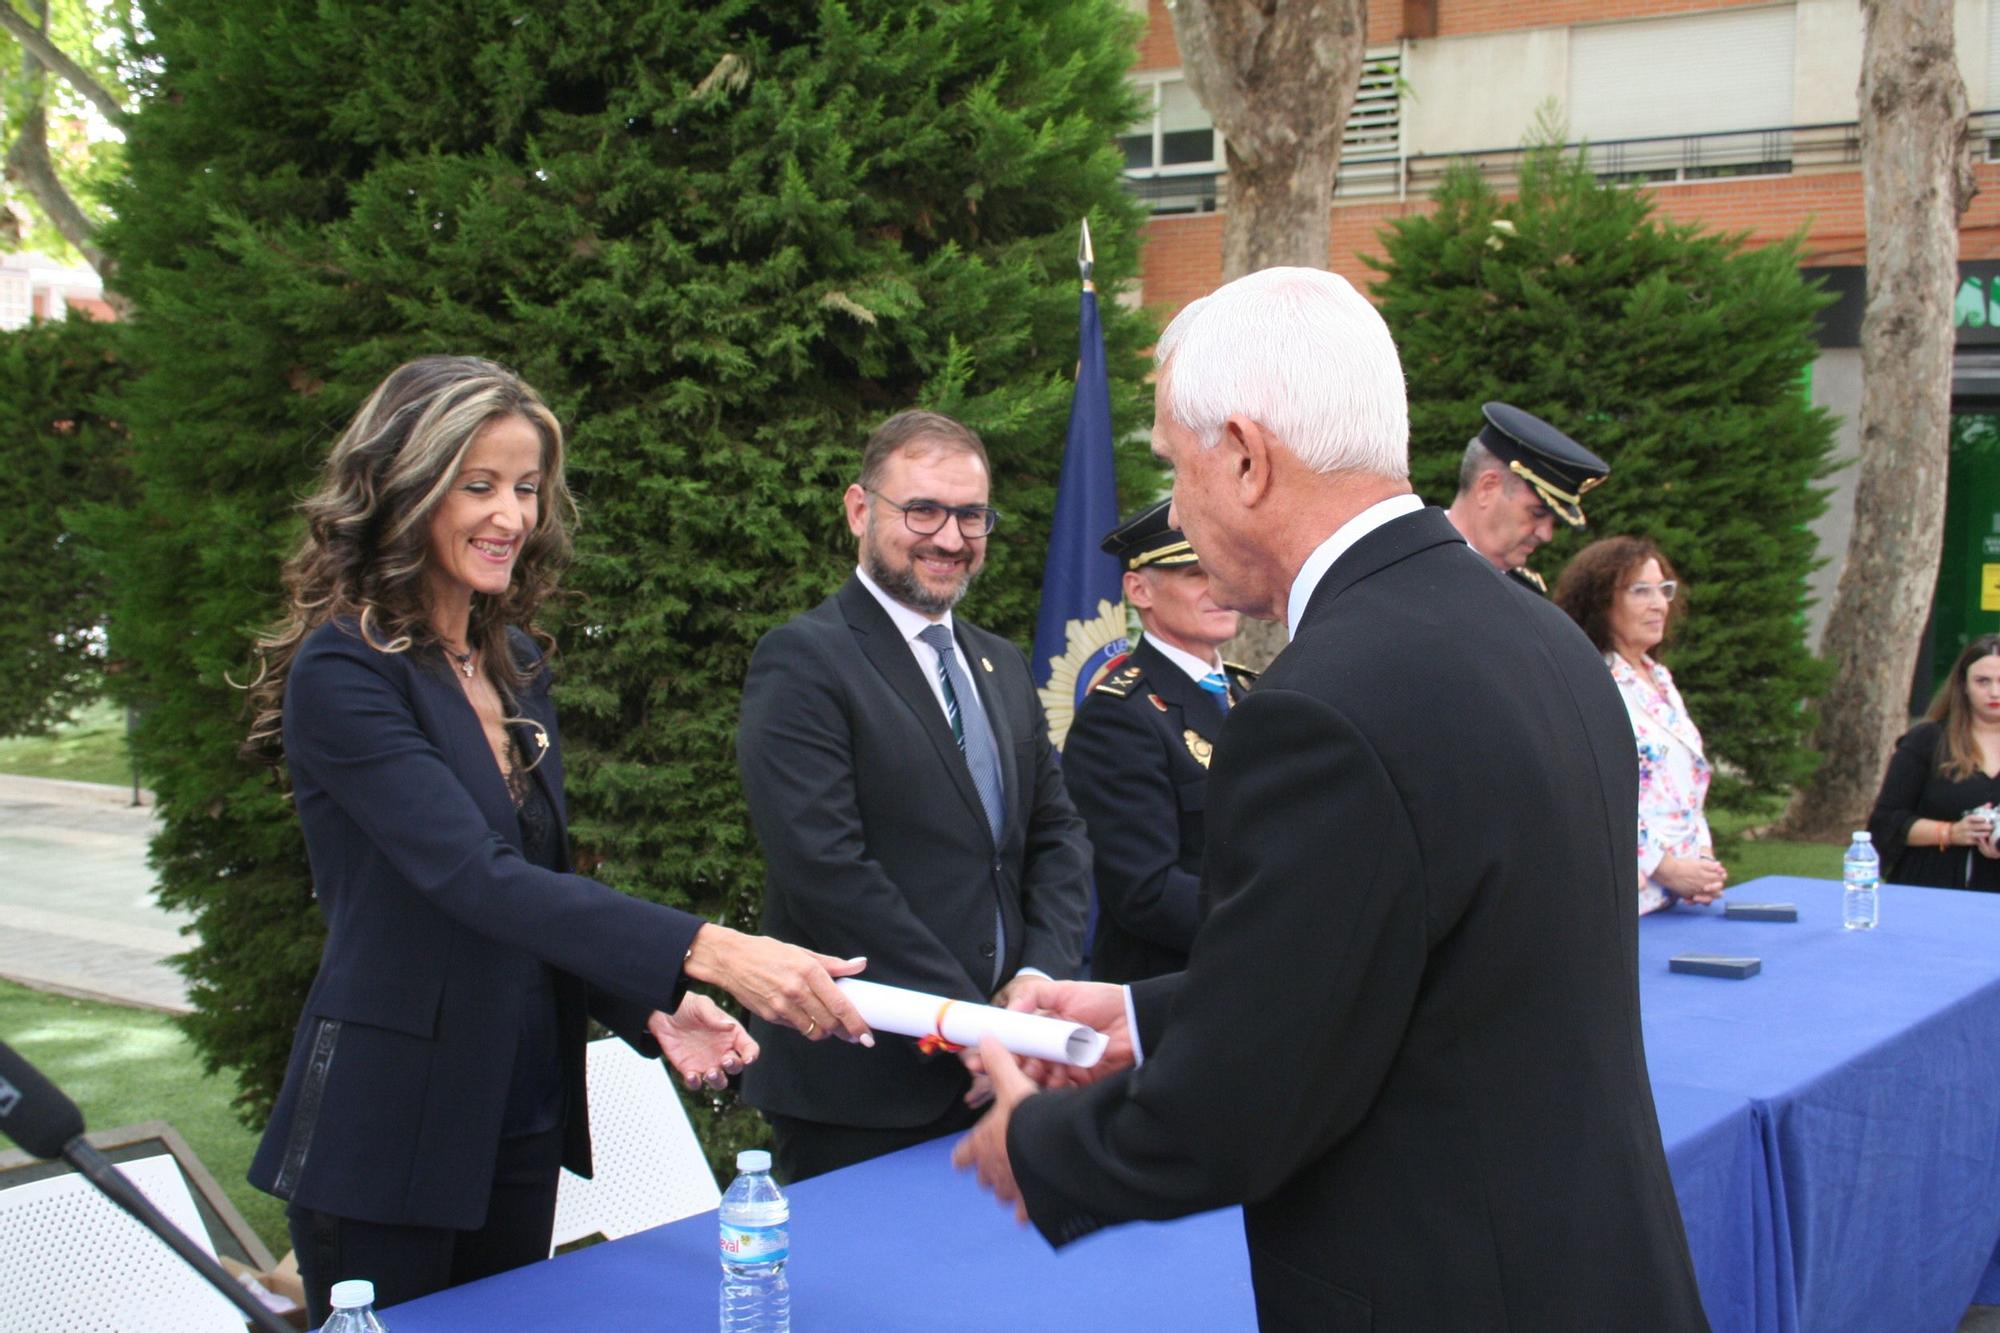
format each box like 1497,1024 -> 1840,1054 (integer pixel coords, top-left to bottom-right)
721,1222 -> 788,1264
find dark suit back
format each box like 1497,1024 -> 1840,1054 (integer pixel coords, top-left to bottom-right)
249,620 -> 695,1230
737,577 -> 1091,1130
1012,509 -> 1705,1329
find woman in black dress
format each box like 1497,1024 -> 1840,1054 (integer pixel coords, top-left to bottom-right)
1868,633 -> 2000,891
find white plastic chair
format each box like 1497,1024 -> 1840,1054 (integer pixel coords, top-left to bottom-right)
0,1152 -> 249,1331
550,1036 -> 723,1250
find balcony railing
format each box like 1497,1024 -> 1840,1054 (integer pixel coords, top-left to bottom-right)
1123,112 -> 2000,215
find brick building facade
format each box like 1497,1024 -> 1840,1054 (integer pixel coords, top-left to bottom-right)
1122,0 -> 2000,682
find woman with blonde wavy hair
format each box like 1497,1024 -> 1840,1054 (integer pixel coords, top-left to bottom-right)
243,355 -> 871,1323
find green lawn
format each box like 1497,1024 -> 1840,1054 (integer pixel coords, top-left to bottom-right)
0,700 -> 138,788
1709,794 -> 1846,888
0,979 -> 286,1255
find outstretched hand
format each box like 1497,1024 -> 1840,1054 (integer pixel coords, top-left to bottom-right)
648,995 -> 759,1091
682,925 -> 874,1046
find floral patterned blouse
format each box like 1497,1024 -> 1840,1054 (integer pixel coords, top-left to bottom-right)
1607,652 -> 1713,915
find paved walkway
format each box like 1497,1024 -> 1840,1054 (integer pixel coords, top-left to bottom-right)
0,773 -> 191,1013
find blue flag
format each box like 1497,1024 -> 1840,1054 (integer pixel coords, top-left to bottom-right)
1032,280 -> 1129,751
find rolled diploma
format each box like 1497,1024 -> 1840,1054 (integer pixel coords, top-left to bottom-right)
836,978 -> 1108,1068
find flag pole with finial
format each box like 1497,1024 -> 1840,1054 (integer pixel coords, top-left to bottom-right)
1033,215 -> 1127,768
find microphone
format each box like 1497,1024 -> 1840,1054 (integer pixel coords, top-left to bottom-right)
0,1040 -> 292,1333
0,1036 -> 84,1158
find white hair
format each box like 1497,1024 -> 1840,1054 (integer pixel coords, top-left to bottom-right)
1155,267 -> 1409,479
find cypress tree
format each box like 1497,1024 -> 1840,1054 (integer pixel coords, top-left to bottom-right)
1371,145 -> 1833,804
84,0 -> 1154,1156
0,317 -> 130,736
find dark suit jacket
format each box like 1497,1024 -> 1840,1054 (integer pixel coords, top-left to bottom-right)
1010,509 -> 1706,1331
248,619 -> 698,1230
736,575 -> 1092,1129
1063,637 -> 1253,983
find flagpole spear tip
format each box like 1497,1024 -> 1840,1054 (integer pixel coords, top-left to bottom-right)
1078,217 -> 1095,288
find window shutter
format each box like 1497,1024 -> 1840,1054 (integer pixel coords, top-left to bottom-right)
1568,7 -> 1796,142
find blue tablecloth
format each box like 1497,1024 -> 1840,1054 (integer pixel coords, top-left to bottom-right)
1638,874 -> 2000,1332
390,1136 -> 1255,1330
390,875 -> 2000,1332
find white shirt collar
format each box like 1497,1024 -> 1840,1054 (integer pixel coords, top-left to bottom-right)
854,563 -> 954,646
1144,634 -> 1223,684
1285,493 -> 1425,639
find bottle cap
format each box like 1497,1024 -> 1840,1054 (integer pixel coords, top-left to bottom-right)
736,1149 -> 772,1173
329,1280 -> 375,1309
1853,832 -> 1872,842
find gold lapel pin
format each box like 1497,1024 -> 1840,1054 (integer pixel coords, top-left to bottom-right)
980,656 -> 994,673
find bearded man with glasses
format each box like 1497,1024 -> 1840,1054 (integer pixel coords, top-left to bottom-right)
735,409 -> 1092,1181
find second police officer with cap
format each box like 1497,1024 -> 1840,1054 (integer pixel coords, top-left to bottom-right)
1062,499 -> 1256,984
1445,402 -> 1610,594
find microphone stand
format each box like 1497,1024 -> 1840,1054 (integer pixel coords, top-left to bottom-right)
58,1133 -> 294,1333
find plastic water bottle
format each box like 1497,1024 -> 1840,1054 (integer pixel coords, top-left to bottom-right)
321,1280 -> 388,1332
1843,831 -> 1879,931
719,1148 -> 790,1333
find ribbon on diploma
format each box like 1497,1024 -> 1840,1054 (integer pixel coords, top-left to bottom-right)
835,979 -> 1108,1068
916,1001 -> 964,1055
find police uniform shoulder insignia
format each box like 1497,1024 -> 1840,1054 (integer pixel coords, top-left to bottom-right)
1511,566 -> 1548,595
1093,660 -> 1145,698
1183,728 -> 1213,768
1222,660 -> 1259,694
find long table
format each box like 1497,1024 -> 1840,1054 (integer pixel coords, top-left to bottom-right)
391,875 -> 2000,1331
1638,874 -> 2000,1332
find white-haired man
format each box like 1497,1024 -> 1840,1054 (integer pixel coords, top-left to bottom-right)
955,268 -> 1707,1330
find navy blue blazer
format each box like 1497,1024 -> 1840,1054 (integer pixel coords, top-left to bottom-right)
248,619 -> 699,1230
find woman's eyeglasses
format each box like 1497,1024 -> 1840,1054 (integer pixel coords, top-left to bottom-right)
1624,580 -> 1678,603
865,488 -> 1001,538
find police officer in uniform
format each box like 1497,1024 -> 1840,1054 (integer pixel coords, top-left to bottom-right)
1063,500 -> 1255,984
1445,401 -> 1610,594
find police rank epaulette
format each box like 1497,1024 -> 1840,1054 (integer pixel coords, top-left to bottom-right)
1223,660 -> 1259,694
1093,661 -> 1146,698
1511,566 -> 1549,595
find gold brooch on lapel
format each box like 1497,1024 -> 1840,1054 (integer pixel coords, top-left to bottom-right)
1183,729 -> 1212,768
980,656 -> 994,673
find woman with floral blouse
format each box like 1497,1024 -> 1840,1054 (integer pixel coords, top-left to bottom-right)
1555,537 -> 1728,914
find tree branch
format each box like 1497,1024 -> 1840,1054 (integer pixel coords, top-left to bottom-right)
5,111 -> 104,272
0,2 -> 126,126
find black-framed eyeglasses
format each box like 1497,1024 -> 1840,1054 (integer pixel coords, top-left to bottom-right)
865,488 -> 1001,538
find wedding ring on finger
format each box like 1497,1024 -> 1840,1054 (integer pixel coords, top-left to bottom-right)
804,1017 -> 818,1037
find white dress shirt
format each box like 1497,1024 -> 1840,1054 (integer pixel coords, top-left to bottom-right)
854,563 -> 979,723
1285,493 -> 1426,638
1145,634 -> 1224,684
